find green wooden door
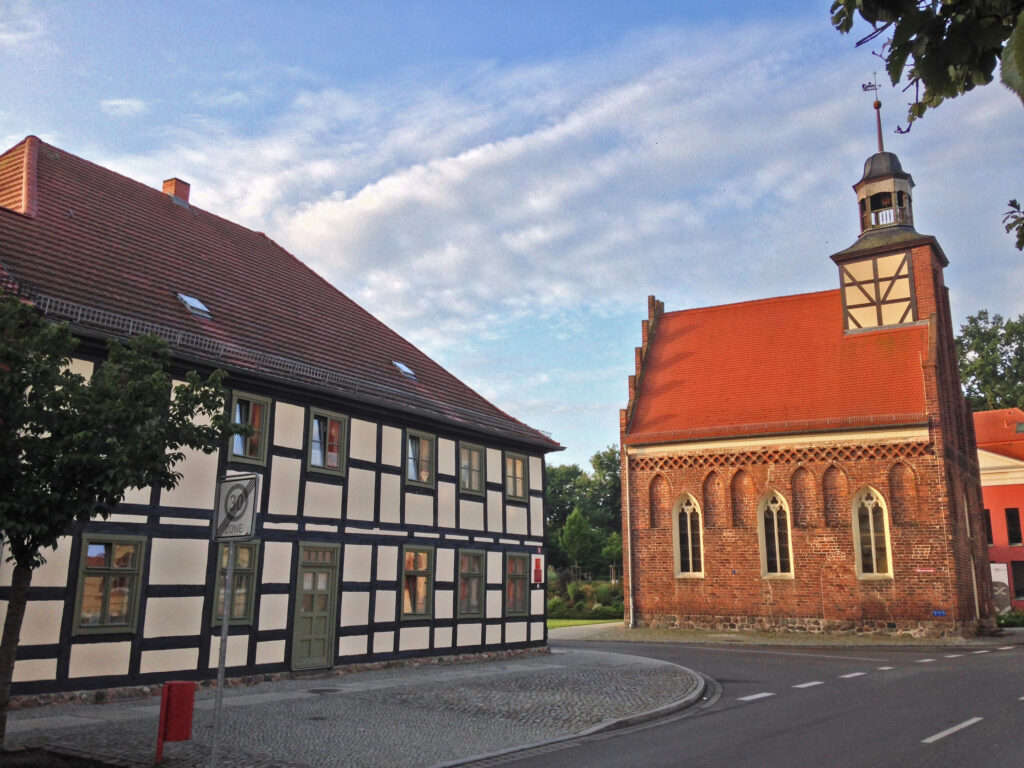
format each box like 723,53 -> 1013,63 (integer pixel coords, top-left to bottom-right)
291,544 -> 338,670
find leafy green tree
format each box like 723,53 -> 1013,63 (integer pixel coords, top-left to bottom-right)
832,0 -> 1024,250
558,507 -> 601,573
956,309 -> 1024,410
600,531 -> 623,573
581,446 -> 622,532
0,295 -> 240,747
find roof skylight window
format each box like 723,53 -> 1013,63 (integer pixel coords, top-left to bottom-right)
177,292 -> 211,319
1016,422 -> 1024,433
393,361 -> 416,380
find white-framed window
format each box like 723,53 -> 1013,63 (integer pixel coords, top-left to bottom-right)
758,491 -> 793,577
406,430 -> 435,487
672,495 -> 703,577
853,487 -> 893,578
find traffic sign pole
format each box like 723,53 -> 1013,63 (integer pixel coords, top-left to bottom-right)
210,539 -> 234,768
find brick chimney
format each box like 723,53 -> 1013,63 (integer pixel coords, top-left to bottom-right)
162,177 -> 190,202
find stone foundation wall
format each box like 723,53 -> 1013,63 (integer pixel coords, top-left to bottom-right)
637,612 -> 976,638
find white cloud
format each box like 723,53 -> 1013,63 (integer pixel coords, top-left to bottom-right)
89,19 -> 1024,464
0,1 -> 46,50
100,98 -> 149,117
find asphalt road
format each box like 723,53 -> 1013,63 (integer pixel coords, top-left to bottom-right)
473,640 -> 1024,768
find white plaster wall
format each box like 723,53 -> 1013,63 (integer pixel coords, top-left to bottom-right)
1,536 -> 72,588
530,621 -> 545,641
486,490 -> 503,533
506,505 -> 528,536
486,590 -> 502,618
68,357 -> 94,380
303,480 -> 343,520
487,552 -> 503,584
434,589 -> 453,620
144,596 -> 203,638
457,623 -> 481,647
140,647 -> 199,674
343,545 -> 372,582
530,497 -> 544,537
149,538 -> 207,585
506,622 -> 528,644
460,500 -> 484,531
0,600 -> 62,646
346,468 -> 376,522
405,493 -> 433,527
435,548 -> 454,583
349,418 -> 377,462
485,624 -> 501,645
529,456 -> 542,491
339,635 -> 367,656
258,593 -> 289,631
256,640 -> 285,665
486,449 -> 501,487
340,592 -> 370,627
381,426 -> 402,467
13,657 -> 57,683
69,641 -> 131,678
374,590 -> 396,622
267,456 -> 301,516
438,482 -> 456,529
377,546 -> 398,582
437,438 -> 455,477
373,631 -> 394,654
531,589 -> 545,615
262,541 -> 293,584
209,634 -> 248,668
434,626 -> 452,649
158,516 -> 208,528
399,626 -> 430,651
121,485 -> 151,505
273,402 -> 305,449
379,473 -> 400,524
161,446 -> 219,510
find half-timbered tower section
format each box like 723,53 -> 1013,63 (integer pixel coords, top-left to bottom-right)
0,136 -> 559,698
619,146 -> 992,637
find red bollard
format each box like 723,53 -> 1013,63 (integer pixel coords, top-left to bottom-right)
155,680 -> 197,764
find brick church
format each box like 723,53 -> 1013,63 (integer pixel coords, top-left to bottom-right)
619,117 -> 994,637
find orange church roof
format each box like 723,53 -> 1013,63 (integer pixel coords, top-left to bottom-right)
625,290 -> 931,445
974,408 -> 1024,462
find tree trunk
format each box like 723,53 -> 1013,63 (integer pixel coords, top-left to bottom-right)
0,563 -> 33,750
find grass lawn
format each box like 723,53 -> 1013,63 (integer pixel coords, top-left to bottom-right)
547,618 -> 622,630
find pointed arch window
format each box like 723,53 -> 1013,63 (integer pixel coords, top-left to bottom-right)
672,495 -> 703,577
759,492 -> 792,577
853,487 -> 892,578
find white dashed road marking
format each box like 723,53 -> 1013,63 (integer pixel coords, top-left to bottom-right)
877,666 -> 894,670
944,654 -> 962,658
738,693 -> 775,702
972,650 -> 990,654
915,658 -> 935,663
998,646 -> 1014,651
921,717 -> 983,744
840,672 -> 866,678
793,681 -> 824,688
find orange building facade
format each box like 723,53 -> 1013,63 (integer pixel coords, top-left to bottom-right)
975,408 -> 1024,612
619,145 -> 994,637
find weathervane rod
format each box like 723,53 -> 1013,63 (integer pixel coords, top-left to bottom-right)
861,73 -> 884,152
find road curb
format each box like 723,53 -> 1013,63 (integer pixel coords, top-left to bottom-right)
433,658 -> 706,767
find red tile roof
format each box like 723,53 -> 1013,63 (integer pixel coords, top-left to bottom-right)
625,290 -> 930,445
0,136 -> 559,450
974,408 -> 1024,462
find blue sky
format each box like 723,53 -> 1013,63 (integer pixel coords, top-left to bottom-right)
2,1 -> 1022,468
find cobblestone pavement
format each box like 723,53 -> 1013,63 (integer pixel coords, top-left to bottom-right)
7,649 -> 704,768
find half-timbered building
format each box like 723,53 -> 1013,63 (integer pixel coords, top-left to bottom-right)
0,136 -> 559,698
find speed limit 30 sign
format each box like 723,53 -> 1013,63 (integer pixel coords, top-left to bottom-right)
214,474 -> 259,541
